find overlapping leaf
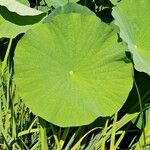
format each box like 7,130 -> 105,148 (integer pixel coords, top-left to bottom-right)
0,0 -> 45,38
0,16 -> 31,38
112,0 -> 150,75
0,0 -> 42,16
110,0 -> 120,5
15,13 -> 133,127
44,3 -> 95,23
16,0 -> 29,6
45,0 -> 79,8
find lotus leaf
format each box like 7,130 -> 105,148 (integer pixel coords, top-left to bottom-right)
15,13 -> 133,127
0,0 -> 45,38
44,3 -> 95,23
45,0 -> 79,8
0,0 -> 42,16
112,0 -> 150,75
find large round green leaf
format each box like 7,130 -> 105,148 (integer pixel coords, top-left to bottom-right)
112,0 -> 150,75
15,13 -> 133,127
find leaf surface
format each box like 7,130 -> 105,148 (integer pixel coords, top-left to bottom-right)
112,0 -> 150,75
44,3 -> 95,23
45,0 -> 79,8
135,111 -> 150,149
0,0 -> 45,38
0,0 -> 42,16
15,14 -> 133,127
16,0 -> 29,6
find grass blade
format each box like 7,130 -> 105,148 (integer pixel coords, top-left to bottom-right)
110,112 -> 117,150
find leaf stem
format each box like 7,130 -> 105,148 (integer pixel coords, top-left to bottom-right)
134,79 -> 146,148
39,118 -> 49,150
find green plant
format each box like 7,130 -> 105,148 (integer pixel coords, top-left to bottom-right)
14,12 -> 132,127
0,0 -> 150,149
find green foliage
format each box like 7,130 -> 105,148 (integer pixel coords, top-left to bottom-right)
0,0 -> 45,38
112,0 -> 150,75
0,0 -> 43,16
16,0 -> 30,5
44,3 -> 95,23
45,0 -> 79,8
134,112 -> 150,149
0,0 -> 150,149
15,13 -> 132,127
110,0 -> 120,5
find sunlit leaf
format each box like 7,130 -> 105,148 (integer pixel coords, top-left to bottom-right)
0,62 -> 1,79
135,111 -> 150,149
112,0 -> 150,75
16,0 -> 29,6
0,0 -> 42,16
0,0 -> 45,38
15,13 -> 133,127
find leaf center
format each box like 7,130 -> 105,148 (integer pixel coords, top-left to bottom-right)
69,70 -> 74,76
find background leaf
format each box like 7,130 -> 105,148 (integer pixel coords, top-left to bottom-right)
112,0 -> 150,75
45,0 -> 79,8
134,112 -> 150,149
110,0 -> 120,5
43,3 -> 95,23
0,0 -> 45,38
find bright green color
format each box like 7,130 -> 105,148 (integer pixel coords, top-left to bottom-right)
133,109 -> 150,130
0,16 -> 32,38
0,0 -> 45,38
0,0 -> 42,16
0,62 -> 1,87
16,0 -> 29,6
45,0 -> 79,8
112,0 -> 150,75
44,3 -> 95,23
15,13 -> 133,127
